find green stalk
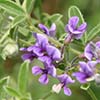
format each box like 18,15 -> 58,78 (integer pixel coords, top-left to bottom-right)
15,0 -> 21,5
26,14 -> 63,48
0,30 -> 9,44
87,88 -> 98,100
19,39 -> 32,46
70,47 -> 81,55
38,91 -> 53,100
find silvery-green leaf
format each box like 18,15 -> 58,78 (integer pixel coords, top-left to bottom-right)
18,60 -> 30,94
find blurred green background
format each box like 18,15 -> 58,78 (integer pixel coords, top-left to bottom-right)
0,0 -> 100,100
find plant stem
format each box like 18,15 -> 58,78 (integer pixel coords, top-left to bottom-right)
15,0 -> 21,5
70,47 -> 81,55
26,14 -> 63,48
0,30 -> 9,44
38,91 -> 53,100
87,88 -> 98,100
19,39 -> 32,46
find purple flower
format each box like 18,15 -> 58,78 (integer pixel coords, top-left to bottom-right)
25,33 -> 49,57
20,33 -> 61,68
72,61 -> 97,83
65,16 -> 87,43
52,74 -> 74,96
20,47 -> 37,61
34,33 -> 49,48
46,45 -> 61,61
32,64 -> 56,85
38,45 -> 61,66
38,23 -> 56,37
84,41 -> 100,60
20,33 -> 49,61
34,33 -> 61,64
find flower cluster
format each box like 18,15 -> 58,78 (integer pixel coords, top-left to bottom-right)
20,16 -> 100,96
21,33 -> 61,84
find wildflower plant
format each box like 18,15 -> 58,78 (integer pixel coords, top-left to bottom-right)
0,0 -> 100,100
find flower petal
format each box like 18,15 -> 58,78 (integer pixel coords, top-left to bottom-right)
38,56 -> 52,66
34,33 -> 48,49
67,76 -> 75,84
52,84 -> 62,94
66,24 -> 74,33
48,65 -> 56,77
72,72 -> 87,83
88,61 -> 97,69
77,22 -> 87,32
73,33 -> 84,39
79,61 -> 87,72
32,66 -> 42,75
32,46 -> 43,56
20,47 -> 27,51
57,74 -> 68,83
96,41 -> 100,48
38,24 -> 49,35
21,53 -> 33,61
68,16 -> 79,29
39,74 -> 49,84
63,86 -> 72,96
27,45 -> 35,52
46,45 -> 61,60
84,43 -> 94,60
49,23 -> 56,37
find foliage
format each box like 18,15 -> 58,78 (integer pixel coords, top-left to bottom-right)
0,0 -> 100,100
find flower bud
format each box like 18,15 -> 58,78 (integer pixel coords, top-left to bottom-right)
52,84 -> 62,94
2,43 -> 18,59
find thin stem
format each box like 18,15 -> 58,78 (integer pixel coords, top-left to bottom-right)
26,14 -> 63,48
38,91 -> 53,100
70,47 -> 81,55
48,37 -> 63,47
15,0 -> 21,5
71,56 -> 79,65
87,88 -> 98,100
19,39 -> 32,46
0,30 -> 10,44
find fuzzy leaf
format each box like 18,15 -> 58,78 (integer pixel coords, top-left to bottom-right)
0,0 -> 25,15
33,0 -> 42,20
22,0 -> 34,14
4,86 -> 20,97
18,60 -> 30,94
0,76 -> 9,88
68,6 -> 85,25
87,23 -> 100,42
50,14 -> 63,23
11,15 -> 26,28
18,26 -> 30,36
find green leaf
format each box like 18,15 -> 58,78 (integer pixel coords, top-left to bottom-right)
4,86 -> 20,97
22,0 -> 34,14
15,0 -> 21,5
68,6 -> 85,24
18,60 -> 30,94
33,0 -> 42,20
0,76 -> 9,88
56,20 -> 65,38
87,23 -> 100,42
80,83 -> 90,90
50,14 -> 63,23
11,15 -> 26,28
0,0 -> 25,15
18,26 -> 30,36
20,93 -> 32,100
